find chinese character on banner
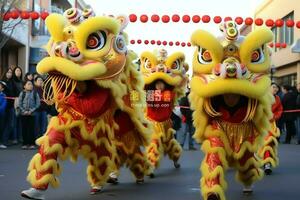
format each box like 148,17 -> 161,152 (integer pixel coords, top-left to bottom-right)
163,91 -> 171,102
130,90 -> 140,102
146,90 -> 155,101
154,90 -> 162,101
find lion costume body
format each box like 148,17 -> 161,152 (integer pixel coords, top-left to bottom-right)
21,8 -> 151,199
189,21 -> 274,200
140,49 -> 188,175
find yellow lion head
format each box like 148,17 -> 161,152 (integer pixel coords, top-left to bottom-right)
140,49 -> 188,101
190,21 -> 274,142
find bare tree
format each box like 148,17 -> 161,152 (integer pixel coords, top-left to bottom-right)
0,0 -> 23,51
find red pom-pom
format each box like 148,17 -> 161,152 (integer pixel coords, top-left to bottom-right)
30,11 -> 40,20
144,40 -> 149,44
224,17 -> 232,22
275,19 -> 284,27
137,39 -> 142,44
40,11 -> 49,20
245,17 -> 253,25
10,10 -> 19,19
20,11 -> 30,19
3,12 -> 11,21
275,43 -> 281,48
140,14 -> 148,23
150,40 -> 155,45
265,19 -> 274,27
296,21 -> 300,29
181,42 -> 186,47
187,42 -> 191,47
169,41 -> 174,46
129,14 -> 137,22
162,41 -> 167,46
213,16 -> 222,24
175,41 -> 180,46
202,15 -> 210,23
286,19 -> 294,27
182,15 -> 190,23
281,43 -> 287,48
192,15 -> 200,23
162,15 -> 170,23
130,40 -> 135,44
255,18 -> 263,26
269,43 -> 274,48
172,14 -> 180,22
157,40 -> 161,45
235,17 -> 243,25
151,14 -> 160,22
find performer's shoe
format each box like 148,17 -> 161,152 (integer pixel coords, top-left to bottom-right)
21,188 -> 45,200
264,163 -> 272,175
107,172 -> 119,185
207,193 -> 220,200
173,161 -> 181,169
148,173 -> 155,178
90,186 -> 102,195
243,185 -> 253,195
136,178 -> 144,184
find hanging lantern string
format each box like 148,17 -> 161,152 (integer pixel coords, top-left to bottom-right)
2,10 -> 49,21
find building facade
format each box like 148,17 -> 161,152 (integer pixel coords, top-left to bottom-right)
254,0 -> 300,86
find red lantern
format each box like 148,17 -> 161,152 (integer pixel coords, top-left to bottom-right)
245,17 -> 253,25
162,41 -> 167,46
157,40 -> 161,45
30,11 -> 39,20
281,43 -> 287,48
151,14 -> 160,22
296,21 -> 300,29
40,11 -> 49,20
172,14 -> 180,22
187,42 -> 191,47
224,17 -> 232,22
3,12 -> 11,21
181,42 -> 186,47
192,15 -> 200,23
140,14 -> 148,23
182,15 -> 190,23
235,17 -> 243,25
213,16 -> 222,24
286,19 -> 295,27
275,19 -> 284,27
129,14 -> 137,22
175,41 -> 180,46
10,10 -> 19,19
269,43 -> 274,48
275,43 -> 281,48
265,19 -> 274,27
162,15 -> 170,23
169,41 -> 174,46
137,39 -> 142,44
255,18 -> 263,26
202,15 -> 210,23
150,40 -> 155,45
130,40 -> 135,44
144,40 -> 149,44
20,11 -> 30,19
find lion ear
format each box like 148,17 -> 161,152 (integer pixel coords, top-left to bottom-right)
116,15 -> 129,31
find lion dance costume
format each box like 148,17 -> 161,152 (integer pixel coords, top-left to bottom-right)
140,49 -> 188,176
189,21 -> 274,200
21,8 -> 151,199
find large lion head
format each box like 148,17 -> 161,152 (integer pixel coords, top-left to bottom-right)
190,21 -> 274,142
37,8 -> 141,119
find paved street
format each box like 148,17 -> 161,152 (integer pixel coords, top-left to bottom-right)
0,144 -> 300,200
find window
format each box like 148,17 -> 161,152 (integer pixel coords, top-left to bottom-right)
31,0 -> 48,36
271,11 -> 294,52
276,73 -> 297,87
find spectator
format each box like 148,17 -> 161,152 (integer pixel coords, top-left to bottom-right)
0,81 -> 7,149
2,68 -> 18,145
296,83 -> 300,145
24,72 -> 33,82
281,85 -> 297,144
179,87 -> 196,150
18,80 -> 40,149
34,76 -> 48,138
171,107 -> 182,139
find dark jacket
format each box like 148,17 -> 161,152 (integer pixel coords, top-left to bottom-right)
179,92 -> 193,124
281,90 -> 297,122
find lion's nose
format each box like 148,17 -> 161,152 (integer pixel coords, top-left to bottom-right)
225,63 -> 237,78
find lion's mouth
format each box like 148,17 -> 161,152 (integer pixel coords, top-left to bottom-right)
144,79 -> 174,91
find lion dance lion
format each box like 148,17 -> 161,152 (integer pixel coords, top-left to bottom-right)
21,8 -> 151,199
189,21 -> 274,200
140,49 -> 188,176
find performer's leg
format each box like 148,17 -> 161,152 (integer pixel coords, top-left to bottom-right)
21,127 -> 69,199
200,136 -> 228,200
146,137 -> 163,176
127,147 -> 150,183
164,128 -> 182,168
236,150 -> 264,194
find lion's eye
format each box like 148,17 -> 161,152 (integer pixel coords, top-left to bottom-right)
251,46 -> 265,63
198,47 -> 212,64
171,59 -> 180,70
86,30 -> 107,51
144,58 -> 152,70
